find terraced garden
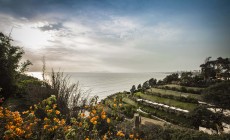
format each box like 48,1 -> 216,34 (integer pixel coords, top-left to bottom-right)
134,92 -> 198,111
159,84 -> 204,91
103,84 -> 207,129
147,87 -> 201,100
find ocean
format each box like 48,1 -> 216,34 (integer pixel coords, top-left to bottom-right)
27,72 -> 169,100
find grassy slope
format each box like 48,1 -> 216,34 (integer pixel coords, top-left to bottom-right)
159,84 -> 204,91
122,97 -> 138,107
134,92 -> 197,111
147,88 -> 201,100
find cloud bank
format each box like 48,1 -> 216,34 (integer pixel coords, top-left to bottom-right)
0,0 -> 229,72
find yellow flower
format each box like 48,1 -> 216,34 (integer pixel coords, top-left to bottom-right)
81,113 -> 85,117
85,137 -> 89,140
53,117 -> 60,123
47,109 -> 52,113
22,111 -> 29,114
43,125 -> 49,129
113,104 -> 117,108
55,110 -> 60,115
119,103 -> 122,107
53,104 -> 57,109
101,110 -> 106,115
117,131 -> 125,137
103,135 -> 107,140
93,121 -> 97,125
15,128 -> 25,136
90,117 -> 97,123
53,125 -> 58,130
101,114 -> 106,119
48,127 -> 54,132
79,122 -> 82,127
60,119 -> 66,125
92,109 -> 96,114
129,134 -> 134,139
114,98 -> 116,102
107,118 -> 111,123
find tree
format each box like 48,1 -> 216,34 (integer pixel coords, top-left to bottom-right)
218,58 -> 230,80
142,81 -> 149,90
200,57 -> 216,81
202,81 -> 230,110
163,73 -> 179,84
149,78 -> 157,87
137,84 -> 142,91
189,106 -> 222,131
180,72 -> 193,86
130,85 -> 136,95
0,32 -> 31,99
200,57 -> 230,81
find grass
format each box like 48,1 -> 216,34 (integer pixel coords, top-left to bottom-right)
147,87 -> 201,100
122,97 -> 138,107
159,84 -> 204,91
135,92 -> 198,111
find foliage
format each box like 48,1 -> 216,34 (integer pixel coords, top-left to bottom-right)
145,91 -> 198,104
163,73 -> 179,84
157,84 -> 203,95
202,81 -> 230,109
0,32 -> 31,99
188,106 -> 224,134
137,84 -> 142,91
149,78 -> 157,87
142,81 -> 149,90
130,85 -> 136,94
135,92 -> 197,111
200,57 -> 230,81
0,95 -> 142,140
49,69 -> 89,120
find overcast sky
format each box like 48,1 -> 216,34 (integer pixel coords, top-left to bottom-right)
0,0 -> 229,72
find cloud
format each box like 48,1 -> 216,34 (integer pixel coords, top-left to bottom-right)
1,0 -> 230,72
37,23 -> 64,31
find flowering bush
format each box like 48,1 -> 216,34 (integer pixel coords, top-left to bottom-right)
0,95 -> 141,140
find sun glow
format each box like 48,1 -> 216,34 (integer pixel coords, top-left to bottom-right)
12,24 -> 53,49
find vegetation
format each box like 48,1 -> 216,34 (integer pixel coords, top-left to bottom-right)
0,32 -> 31,99
188,106 -> 222,130
162,73 -> 179,84
135,92 -> 197,111
202,81 -> 230,110
1,95 -> 141,139
200,57 -> 230,81
158,84 -> 203,93
147,87 -> 201,100
1,32 -> 230,139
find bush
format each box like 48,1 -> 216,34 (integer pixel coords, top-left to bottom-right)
124,106 -> 134,118
202,81 -> 230,109
0,95 -> 141,139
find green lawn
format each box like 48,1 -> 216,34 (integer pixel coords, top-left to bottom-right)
147,87 -> 201,100
135,92 -> 198,111
122,97 -> 138,107
159,84 -> 204,91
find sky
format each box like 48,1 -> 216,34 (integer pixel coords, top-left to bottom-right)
0,0 -> 229,72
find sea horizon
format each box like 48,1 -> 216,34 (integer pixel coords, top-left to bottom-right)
27,72 -> 169,100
